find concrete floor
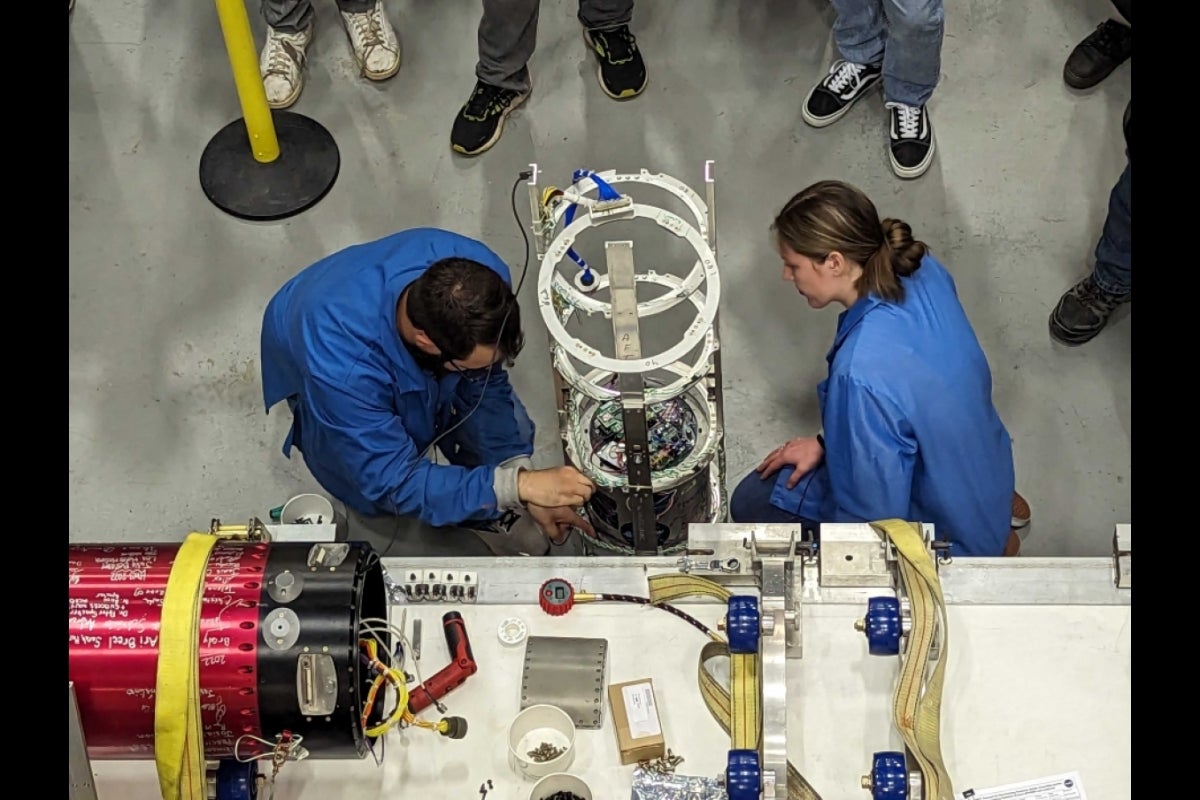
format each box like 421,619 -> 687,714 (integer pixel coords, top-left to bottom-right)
68,0 -> 1130,555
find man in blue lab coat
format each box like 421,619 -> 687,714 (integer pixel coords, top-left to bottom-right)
261,228 -> 595,556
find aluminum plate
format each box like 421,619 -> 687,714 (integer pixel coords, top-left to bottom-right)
520,636 -> 609,729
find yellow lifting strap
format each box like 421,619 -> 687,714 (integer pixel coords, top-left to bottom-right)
647,572 -> 733,605
155,532 -> 220,800
648,573 -> 824,800
870,520 -> 955,800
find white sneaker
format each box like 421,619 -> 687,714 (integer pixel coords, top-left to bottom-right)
260,25 -> 312,110
341,2 -> 401,81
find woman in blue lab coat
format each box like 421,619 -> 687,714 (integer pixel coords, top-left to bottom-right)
730,181 -> 1028,556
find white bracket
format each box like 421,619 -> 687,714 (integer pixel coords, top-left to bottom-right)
397,568 -> 479,603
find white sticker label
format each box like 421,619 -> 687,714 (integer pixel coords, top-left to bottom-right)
621,683 -> 661,739
959,772 -> 1088,800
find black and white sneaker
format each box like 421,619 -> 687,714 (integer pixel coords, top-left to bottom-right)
450,80 -> 528,157
886,101 -> 935,179
802,59 -> 882,128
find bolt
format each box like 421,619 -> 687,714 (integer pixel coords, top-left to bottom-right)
861,775 -> 873,789
854,618 -> 867,632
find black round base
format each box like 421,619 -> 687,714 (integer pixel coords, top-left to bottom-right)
200,111 -> 340,221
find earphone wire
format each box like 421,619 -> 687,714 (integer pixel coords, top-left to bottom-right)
414,171 -> 533,465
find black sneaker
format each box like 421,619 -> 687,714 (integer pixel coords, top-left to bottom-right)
1064,20 -> 1132,90
886,102 -> 935,179
1049,274 -> 1130,345
450,80 -> 527,156
583,25 -> 647,99
802,60 -> 882,128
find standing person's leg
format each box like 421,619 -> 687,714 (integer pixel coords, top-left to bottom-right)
1049,162 -> 1132,345
259,0 -> 316,109
336,0 -> 401,82
579,0 -> 646,99
1063,0 -> 1131,90
451,0 -> 540,156
802,0 -> 886,129
879,0 -> 943,179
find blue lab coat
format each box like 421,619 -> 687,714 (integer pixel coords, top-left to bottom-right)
260,228 -> 535,526
771,254 -> 1015,556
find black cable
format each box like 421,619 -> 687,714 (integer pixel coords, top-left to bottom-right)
594,593 -> 716,638
411,172 -> 532,460
381,172 -> 534,530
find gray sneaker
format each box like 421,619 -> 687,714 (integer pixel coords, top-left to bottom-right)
1049,274 -> 1130,345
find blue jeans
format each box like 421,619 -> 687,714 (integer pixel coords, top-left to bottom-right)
830,0 -> 944,107
1092,162 -> 1131,296
730,471 -> 819,531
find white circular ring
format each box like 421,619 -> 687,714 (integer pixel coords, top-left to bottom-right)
537,204 -> 720,375
498,617 -> 528,647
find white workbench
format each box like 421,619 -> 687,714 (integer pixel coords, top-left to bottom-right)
88,559 -> 1131,800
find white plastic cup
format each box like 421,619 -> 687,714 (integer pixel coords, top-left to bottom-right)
530,773 -> 593,800
280,493 -> 335,525
507,704 -> 576,781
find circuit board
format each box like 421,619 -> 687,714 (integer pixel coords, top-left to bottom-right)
588,397 -> 699,474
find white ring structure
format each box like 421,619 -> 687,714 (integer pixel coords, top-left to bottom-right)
552,275 -> 717,404
536,170 -> 720,381
565,376 -> 723,492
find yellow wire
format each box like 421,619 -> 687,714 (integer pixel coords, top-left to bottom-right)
358,638 -> 442,738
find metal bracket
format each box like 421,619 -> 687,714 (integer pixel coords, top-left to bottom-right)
749,529 -> 795,799
749,529 -> 802,660
590,196 -> 635,222
818,523 -> 894,587
608,241 -> 658,554
70,682 -> 99,800
1113,524 -> 1131,589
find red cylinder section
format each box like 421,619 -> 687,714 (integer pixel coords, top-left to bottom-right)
68,542 -> 268,759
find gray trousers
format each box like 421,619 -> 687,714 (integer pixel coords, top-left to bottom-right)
334,501 -> 587,558
477,0 -> 634,92
262,0 -> 375,34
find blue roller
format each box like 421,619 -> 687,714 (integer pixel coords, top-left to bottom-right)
215,759 -> 258,800
726,596 -> 760,655
870,751 -> 909,799
865,596 -> 902,656
726,749 -> 761,800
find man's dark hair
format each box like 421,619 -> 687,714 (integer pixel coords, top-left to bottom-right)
406,257 -> 524,364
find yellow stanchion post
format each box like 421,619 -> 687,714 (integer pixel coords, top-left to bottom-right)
199,0 -> 340,220
214,0 -> 279,163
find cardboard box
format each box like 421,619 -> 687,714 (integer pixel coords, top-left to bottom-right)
607,678 -> 666,765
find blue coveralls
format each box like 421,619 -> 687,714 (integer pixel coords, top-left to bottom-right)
260,228 -> 534,528
731,254 -> 1016,557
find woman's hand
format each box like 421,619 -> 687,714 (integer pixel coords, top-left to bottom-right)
756,436 -> 825,488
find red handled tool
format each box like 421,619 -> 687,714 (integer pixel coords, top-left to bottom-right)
407,611 -> 477,714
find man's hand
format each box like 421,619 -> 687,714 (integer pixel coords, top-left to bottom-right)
517,466 -> 595,508
756,436 -> 825,489
527,504 -> 596,545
